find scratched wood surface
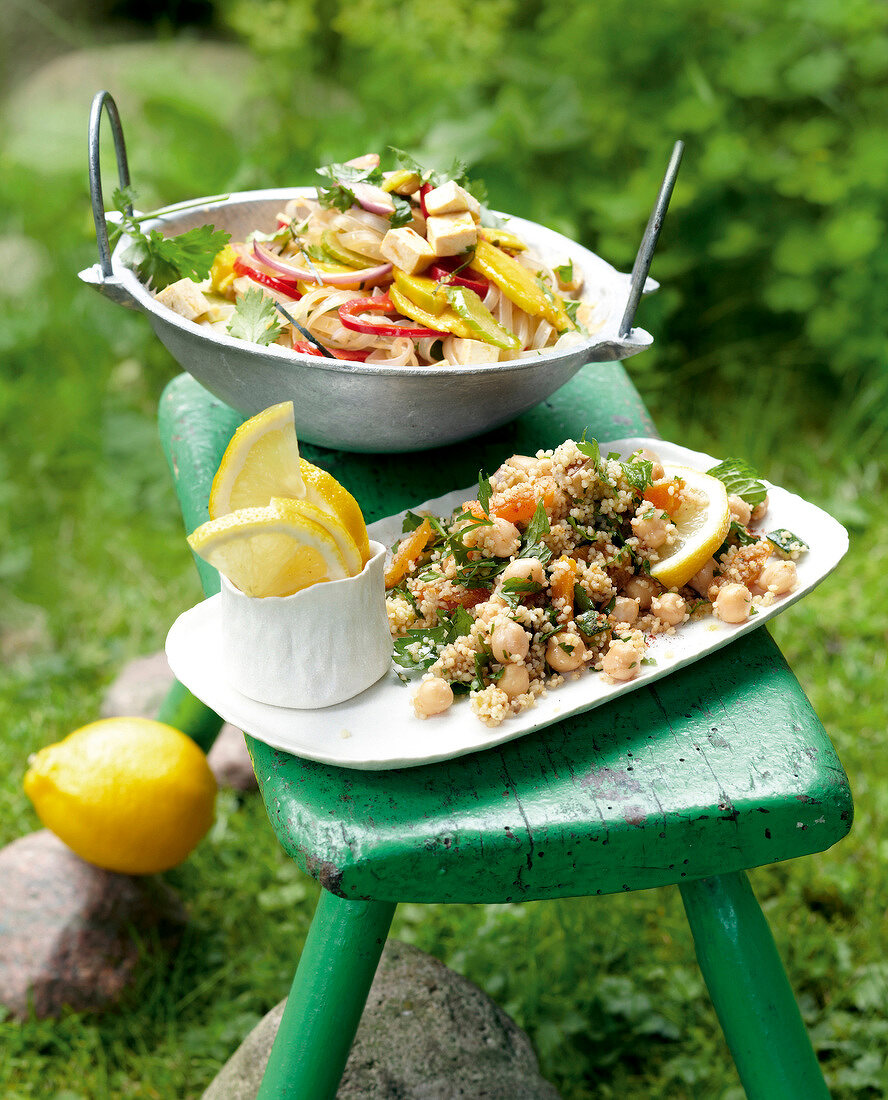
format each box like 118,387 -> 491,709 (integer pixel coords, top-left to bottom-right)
160,368 -> 852,904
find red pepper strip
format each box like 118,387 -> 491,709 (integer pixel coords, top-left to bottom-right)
233,256 -> 302,298
427,261 -> 490,296
419,182 -> 433,219
293,340 -> 372,362
339,294 -> 447,339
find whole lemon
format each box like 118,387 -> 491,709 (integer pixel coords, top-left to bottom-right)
24,717 -> 217,875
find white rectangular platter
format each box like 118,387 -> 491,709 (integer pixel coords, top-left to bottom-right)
165,438 -> 848,770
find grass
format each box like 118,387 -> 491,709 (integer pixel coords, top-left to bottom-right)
2,41 -> 887,1100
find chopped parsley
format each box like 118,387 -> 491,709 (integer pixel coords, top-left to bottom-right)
391,606 -> 474,671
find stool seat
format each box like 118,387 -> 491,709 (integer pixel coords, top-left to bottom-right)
250,626 -> 850,904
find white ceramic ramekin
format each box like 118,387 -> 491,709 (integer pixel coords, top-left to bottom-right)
220,540 -> 391,708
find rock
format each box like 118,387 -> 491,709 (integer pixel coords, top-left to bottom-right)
207,723 -> 258,791
203,940 -> 560,1099
0,830 -> 187,1019
100,650 -> 175,721
101,651 -> 256,789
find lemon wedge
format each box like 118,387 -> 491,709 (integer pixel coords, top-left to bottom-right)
209,402 -> 370,562
299,459 -> 371,564
188,498 -> 358,597
209,401 -> 306,517
648,464 -> 731,590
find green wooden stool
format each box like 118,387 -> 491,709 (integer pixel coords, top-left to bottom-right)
158,367 -> 851,1100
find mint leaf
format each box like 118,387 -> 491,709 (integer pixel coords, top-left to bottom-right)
707,458 -> 767,507
390,193 -> 414,228
227,287 -> 284,346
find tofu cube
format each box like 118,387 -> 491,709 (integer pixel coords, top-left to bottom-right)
379,227 -> 436,275
447,338 -> 501,365
424,180 -> 468,216
154,278 -> 211,322
424,181 -> 482,222
426,212 -> 478,258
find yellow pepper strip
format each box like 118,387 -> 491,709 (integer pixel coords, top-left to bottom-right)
382,169 -> 422,194
393,269 -> 449,316
469,238 -> 575,332
209,245 -> 238,299
479,226 -> 528,252
389,285 -> 475,340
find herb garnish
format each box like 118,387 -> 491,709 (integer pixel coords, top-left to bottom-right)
227,288 -> 284,346
707,458 -> 767,507
391,605 -> 474,671
108,186 -> 230,291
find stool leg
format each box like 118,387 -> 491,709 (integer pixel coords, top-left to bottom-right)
156,678 -> 224,752
257,890 -> 397,1100
679,871 -> 829,1100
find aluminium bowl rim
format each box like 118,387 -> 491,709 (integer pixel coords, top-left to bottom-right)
108,187 -> 654,380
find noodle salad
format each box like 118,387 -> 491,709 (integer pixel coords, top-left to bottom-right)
152,152 -> 603,367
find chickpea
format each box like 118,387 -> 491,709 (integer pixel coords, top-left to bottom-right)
501,557 -> 545,586
491,620 -> 530,664
498,664 -> 530,699
638,448 -> 665,481
689,558 -> 716,597
602,639 -> 641,682
610,596 -> 639,625
651,592 -> 686,626
758,559 -> 797,596
630,505 -> 669,550
729,494 -> 752,526
546,631 -> 586,672
629,503 -> 669,550
623,575 -> 657,610
714,582 -> 751,624
751,495 -> 769,523
506,454 -> 538,473
487,516 -> 521,559
413,676 -> 454,718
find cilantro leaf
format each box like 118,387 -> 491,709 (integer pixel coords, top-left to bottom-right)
316,158 -> 384,212
555,260 -> 574,284
707,458 -> 767,507
389,193 -> 414,228
227,288 -> 284,346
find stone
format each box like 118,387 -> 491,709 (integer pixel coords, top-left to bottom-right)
202,940 -> 561,1099
100,650 -> 175,721
207,723 -> 258,791
0,830 -> 187,1019
101,651 -> 256,790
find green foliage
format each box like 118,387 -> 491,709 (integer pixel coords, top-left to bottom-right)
215,0 -> 888,428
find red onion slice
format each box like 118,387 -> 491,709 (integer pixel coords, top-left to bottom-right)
344,153 -> 380,170
351,181 -> 395,217
252,241 -> 392,287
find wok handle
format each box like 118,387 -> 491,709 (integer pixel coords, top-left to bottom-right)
88,90 -> 132,277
